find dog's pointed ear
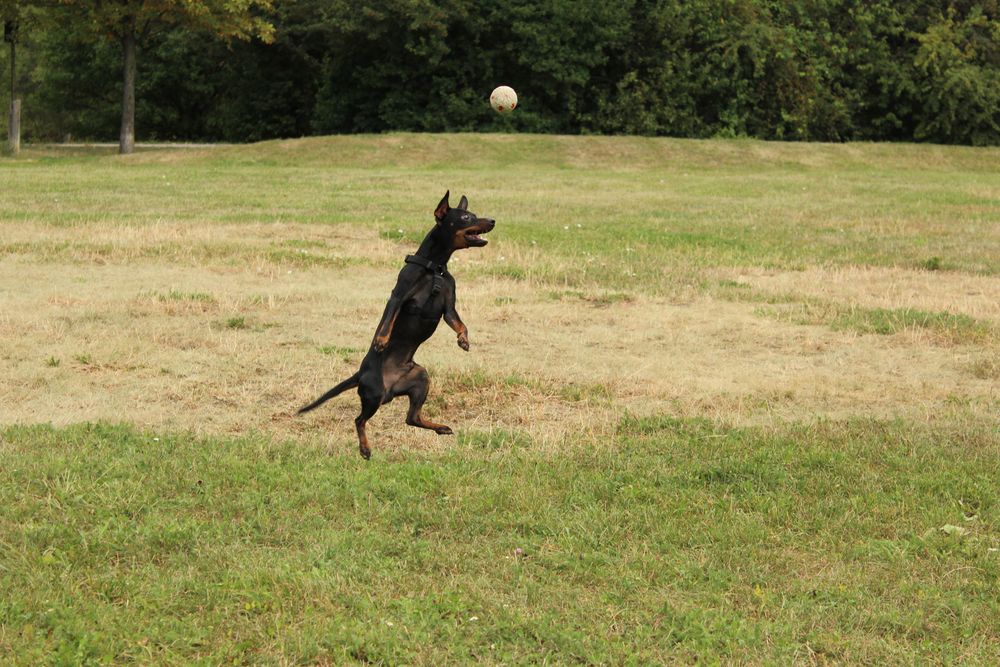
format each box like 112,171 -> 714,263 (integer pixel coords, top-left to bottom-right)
457,195 -> 469,211
434,191 -> 450,223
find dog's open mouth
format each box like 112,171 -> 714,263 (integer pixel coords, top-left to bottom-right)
464,227 -> 491,247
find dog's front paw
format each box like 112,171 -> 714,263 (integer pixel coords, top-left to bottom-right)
373,335 -> 389,352
457,332 -> 470,351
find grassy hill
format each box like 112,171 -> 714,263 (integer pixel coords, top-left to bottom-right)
1,135 -> 999,663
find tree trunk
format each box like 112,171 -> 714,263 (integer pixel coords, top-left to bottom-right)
7,39 -> 18,155
8,99 -> 19,155
119,26 -> 137,155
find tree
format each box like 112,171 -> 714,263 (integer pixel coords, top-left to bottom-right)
2,0 -> 26,153
913,4 -> 1000,145
58,0 -> 275,153
9,0 -> 1000,146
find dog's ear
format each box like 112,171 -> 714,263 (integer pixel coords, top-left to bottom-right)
457,195 -> 469,211
434,191 -> 450,223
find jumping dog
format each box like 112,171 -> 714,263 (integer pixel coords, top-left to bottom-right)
298,191 -> 495,459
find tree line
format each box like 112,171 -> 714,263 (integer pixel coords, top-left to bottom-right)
3,0 -> 999,151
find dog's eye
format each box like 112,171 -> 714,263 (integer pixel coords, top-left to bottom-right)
462,214 -> 470,221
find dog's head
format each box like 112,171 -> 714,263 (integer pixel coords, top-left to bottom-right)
434,191 -> 495,250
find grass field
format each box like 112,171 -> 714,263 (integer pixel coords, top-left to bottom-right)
1,134 -> 999,663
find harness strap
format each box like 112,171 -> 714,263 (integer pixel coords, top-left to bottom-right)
405,254 -> 447,278
404,254 -> 447,316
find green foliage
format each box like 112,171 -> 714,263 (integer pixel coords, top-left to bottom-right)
913,5 -> 1000,145
5,0 -> 1000,144
55,0 -> 276,44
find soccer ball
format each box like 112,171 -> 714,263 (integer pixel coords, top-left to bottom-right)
490,86 -> 517,113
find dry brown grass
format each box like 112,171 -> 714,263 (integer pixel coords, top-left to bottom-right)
2,228 -> 996,456
725,265 -> 1000,322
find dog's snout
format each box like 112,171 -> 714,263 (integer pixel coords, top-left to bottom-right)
483,219 -> 496,231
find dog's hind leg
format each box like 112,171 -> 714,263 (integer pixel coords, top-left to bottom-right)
354,378 -> 385,460
354,398 -> 380,460
399,365 -> 453,435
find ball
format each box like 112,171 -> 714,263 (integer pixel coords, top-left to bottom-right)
490,86 -> 517,113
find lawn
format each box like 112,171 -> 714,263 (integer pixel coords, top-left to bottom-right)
1,134 -> 999,663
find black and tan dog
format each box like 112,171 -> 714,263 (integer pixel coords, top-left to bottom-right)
298,191 -> 495,459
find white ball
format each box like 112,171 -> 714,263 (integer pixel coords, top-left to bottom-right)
490,86 -> 517,114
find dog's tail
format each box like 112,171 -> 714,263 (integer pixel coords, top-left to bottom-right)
297,372 -> 361,414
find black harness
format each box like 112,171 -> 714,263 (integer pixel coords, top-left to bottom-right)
404,254 -> 448,318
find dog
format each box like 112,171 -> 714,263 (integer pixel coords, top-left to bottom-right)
298,191 -> 495,459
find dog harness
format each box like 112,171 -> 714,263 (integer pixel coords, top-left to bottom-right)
405,254 -> 448,317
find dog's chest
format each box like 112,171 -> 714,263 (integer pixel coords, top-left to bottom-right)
402,277 -> 449,321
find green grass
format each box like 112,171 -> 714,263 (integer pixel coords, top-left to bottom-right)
3,134 -> 1000,662
318,345 -> 364,363
72,353 -> 94,367
1,420 -> 998,663
158,290 -> 216,303
3,135 -> 999,289
713,279 -> 997,345
830,306 -> 994,343
756,300 -> 996,345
